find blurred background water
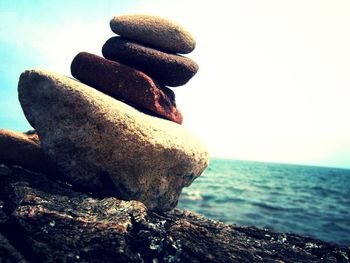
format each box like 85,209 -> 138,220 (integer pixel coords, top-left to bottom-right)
178,158 -> 350,246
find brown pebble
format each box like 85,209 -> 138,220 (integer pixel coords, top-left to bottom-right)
0,129 -> 57,174
71,52 -> 183,124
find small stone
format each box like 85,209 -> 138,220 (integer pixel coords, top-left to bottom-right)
71,52 -> 183,124
102,37 -> 198,87
18,70 -> 209,211
110,14 -> 196,54
0,129 -> 57,174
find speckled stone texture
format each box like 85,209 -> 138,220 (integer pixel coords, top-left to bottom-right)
0,129 -> 56,174
0,164 -> 348,263
102,37 -> 199,87
71,52 -> 183,124
18,69 -> 209,211
110,14 -> 196,54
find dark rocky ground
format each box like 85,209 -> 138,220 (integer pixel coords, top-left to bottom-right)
0,162 -> 349,263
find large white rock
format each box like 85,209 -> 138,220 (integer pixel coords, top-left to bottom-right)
18,70 -> 209,211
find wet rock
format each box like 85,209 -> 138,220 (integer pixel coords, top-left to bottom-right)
110,14 -> 196,54
0,129 -> 57,174
71,52 -> 183,124
0,164 -> 348,263
18,69 -> 209,211
102,37 -> 199,87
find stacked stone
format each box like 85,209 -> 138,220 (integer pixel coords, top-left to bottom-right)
10,15 -> 209,212
71,14 -> 199,125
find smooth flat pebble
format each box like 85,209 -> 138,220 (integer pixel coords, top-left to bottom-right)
110,14 -> 196,54
102,37 -> 198,87
71,52 -> 183,124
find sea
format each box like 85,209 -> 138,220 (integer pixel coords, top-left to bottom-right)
177,158 -> 350,246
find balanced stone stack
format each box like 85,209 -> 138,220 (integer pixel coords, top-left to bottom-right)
14,14 -> 209,212
71,14 -> 199,124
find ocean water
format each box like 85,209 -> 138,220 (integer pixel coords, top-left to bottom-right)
178,159 -> 350,246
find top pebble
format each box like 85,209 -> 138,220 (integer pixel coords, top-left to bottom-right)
110,14 -> 196,54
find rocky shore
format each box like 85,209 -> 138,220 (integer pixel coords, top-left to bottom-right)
0,163 -> 348,262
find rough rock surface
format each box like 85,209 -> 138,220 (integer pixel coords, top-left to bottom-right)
0,129 -> 57,174
0,163 -> 349,263
110,14 -> 196,54
18,70 -> 209,211
102,37 -> 198,87
71,52 -> 183,124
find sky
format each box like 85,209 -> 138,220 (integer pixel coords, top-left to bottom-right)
1,0 -> 350,168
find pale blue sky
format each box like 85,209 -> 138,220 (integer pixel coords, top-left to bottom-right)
1,0 -> 350,168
